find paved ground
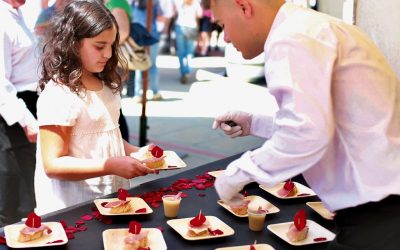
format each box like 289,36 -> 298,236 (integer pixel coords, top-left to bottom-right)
121,54 -> 275,186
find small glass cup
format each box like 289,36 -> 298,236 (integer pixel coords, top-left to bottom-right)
248,209 -> 267,231
162,195 -> 182,218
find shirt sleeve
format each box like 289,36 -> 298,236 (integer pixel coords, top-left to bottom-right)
0,28 -> 35,126
37,83 -> 81,126
229,33 -> 338,187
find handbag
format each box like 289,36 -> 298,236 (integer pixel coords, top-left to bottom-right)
130,22 -> 159,46
120,37 -> 152,71
181,26 -> 198,40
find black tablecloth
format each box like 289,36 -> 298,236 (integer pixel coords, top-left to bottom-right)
0,153 -> 337,249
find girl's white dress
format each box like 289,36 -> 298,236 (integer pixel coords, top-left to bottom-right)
35,80 -> 130,215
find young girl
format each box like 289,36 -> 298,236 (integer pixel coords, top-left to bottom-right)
35,0 -> 155,214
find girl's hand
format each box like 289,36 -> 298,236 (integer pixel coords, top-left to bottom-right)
105,156 -> 155,179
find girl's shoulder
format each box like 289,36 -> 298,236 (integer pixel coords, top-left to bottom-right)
38,80 -> 81,104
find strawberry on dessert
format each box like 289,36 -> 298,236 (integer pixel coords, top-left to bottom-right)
142,144 -> 166,169
277,180 -> 298,197
286,209 -> 309,242
187,210 -> 211,237
104,188 -> 132,214
124,221 -> 149,250
18,212 -> 52,242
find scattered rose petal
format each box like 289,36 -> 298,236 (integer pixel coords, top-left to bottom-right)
195,184 -> 206,190
80,214 -> 93,221
46,239 -> 64,244
75,220 -> 85,226
314,237 -> 327,242
156,227 -> 164,232
135,208 -> 147,213
60,220 -> 67,229
208,228 -> 224,235
100,202 -> 108,207
150,202 -> 160,208
180,192 -> 188,198
65,226 -> 78,234
75,226 -> 88,232
66,233 -> 75,240
0,235 -> 6,245
198,193 -> 206,197
102,218 -> 113,225
190,211 -> 206,227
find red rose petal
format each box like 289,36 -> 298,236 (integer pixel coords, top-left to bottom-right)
250,244 -> 256,250
65,226 -> 78,234
80,214 -> 93,221
0,235 -> 6,245
66,233 -> 75,240
314,237 -> 327,242
137,247 -> 151,250
102,218 -> 113,225
60,220 -> 67,229
75,220 -> 85,226
180,192 -> 188,198
150,202 -> 160,208
297,193 -> 310,197
135,208 -> 147,213
243,190 -> 249,197
198,193 -> 206,197
150,145 -> 164,158
207,228 -> 224,235
284,180 -> 295,191
195,184 -> 206,190
75,226 -> 88,232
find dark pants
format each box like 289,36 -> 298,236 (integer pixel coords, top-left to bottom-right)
0,91 -> 37,227
328,195 -> 400,250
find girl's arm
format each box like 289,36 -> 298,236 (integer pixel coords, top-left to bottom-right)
40,125 -> 154,181
123,139 -> 140,156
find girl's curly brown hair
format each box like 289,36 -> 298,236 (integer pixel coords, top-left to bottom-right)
39,0 -> 128,94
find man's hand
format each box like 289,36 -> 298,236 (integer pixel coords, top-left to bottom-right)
212,111 -> 253,138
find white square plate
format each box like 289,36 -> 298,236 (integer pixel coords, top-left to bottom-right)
103,228 -> 166,250
131,150 -> 187,170
94,197 -> 153,216
259,182 -> 316,199
167,216 -> 235,240
4,222 -> 68,248
208,170 -> 224,178
215,244 -> 275,250
306,202 -> 335,220
267,220 -> 335,246
217,195 -> 280,218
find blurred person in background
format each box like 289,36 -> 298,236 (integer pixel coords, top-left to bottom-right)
173,0 -> 202,84
131,0 -> 165,102
196,0 -> 212,57
0,0 -> 38,226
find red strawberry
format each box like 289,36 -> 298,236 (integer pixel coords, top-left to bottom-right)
150,145 -> 163,158
128,221 -> 142,234
25,212 -> 41,228
283,180 -> 295,191
293,209 -> 307,230
117,188 -> 128,201
190,210 -> 206,227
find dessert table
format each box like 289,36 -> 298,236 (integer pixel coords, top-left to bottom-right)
0,153 -> 337,249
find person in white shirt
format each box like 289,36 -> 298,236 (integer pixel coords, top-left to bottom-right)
0,0 -> 39,226
211,0 -> 400,248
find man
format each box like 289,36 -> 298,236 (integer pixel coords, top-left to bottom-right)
211,0 -> 400,249
0,0 -> 38,226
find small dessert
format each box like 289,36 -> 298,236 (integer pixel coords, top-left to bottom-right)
286,209 -> 309,242
104,188 -> 132,214
142,144 -> 166,169
229,198 -> 250,215
18,212 -> 52,242
277,180 -> 298,197
124,221 -> 149,250
187,210 -> 211,237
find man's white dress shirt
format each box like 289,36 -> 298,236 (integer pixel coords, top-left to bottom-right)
216,3 -> 400,212
0,1 -> 38,127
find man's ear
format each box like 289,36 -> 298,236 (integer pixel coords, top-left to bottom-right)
234,0 -> 253,18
